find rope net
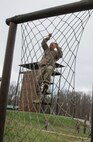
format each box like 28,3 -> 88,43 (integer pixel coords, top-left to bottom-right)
5,10 -> 93,142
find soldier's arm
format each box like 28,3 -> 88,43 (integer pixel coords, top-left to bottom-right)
57,47 -> 63,59
41,33 -> 52,50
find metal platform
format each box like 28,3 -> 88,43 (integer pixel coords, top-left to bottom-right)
19,62 -> 64,76
20,70 -> 61,76
19,62 -> 64,70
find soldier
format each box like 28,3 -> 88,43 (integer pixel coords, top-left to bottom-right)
76,121 -> 80,134
36,33 -> 63,96
83,120 -> 87,134
44,119 -> 49,130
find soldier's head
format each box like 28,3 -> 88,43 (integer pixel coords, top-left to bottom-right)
50,42 -> 58,50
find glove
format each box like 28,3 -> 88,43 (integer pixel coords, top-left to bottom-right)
48,33 -> 52,37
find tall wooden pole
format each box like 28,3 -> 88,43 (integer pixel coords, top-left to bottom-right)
91,84 -> 93,142
0,22 -> 17,142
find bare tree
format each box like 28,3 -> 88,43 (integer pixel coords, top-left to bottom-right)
7,82 -> 17,105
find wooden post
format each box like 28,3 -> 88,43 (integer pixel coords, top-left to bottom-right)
0,22 -> 17,142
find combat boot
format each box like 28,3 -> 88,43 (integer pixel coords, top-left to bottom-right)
42,83 -> 48,94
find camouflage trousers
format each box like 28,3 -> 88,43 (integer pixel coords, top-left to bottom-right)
36,65 -> 54,95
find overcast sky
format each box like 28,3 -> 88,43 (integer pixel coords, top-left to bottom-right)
0,0 -> 93,92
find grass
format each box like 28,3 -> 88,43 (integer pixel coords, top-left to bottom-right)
4,110 -> 89,142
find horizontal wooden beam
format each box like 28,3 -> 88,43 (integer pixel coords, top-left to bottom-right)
6,1 -> 93,25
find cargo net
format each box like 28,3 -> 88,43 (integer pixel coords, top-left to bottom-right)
5,10 -> 92,142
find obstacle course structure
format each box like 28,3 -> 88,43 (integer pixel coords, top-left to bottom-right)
0,1 -> 93,142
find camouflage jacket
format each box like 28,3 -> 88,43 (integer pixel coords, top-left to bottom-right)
38,36 -> 63,67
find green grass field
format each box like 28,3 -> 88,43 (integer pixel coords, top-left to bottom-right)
4,110 -> 89,142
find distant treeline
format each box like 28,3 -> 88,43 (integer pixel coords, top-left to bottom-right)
52,90 -> 91,120
7,82 -> 92,120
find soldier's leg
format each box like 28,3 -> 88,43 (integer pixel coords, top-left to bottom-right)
33,66 -> 48,104
36,67 -> 45,95
42,65 -> 54,93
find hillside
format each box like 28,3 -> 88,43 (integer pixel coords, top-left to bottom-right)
4,110 -> 89,142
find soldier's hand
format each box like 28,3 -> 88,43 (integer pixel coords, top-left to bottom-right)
48,33 -> 52,37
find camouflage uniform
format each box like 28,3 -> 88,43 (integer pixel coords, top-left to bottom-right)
76,121 -> 80,134
36,36 -> 63,95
